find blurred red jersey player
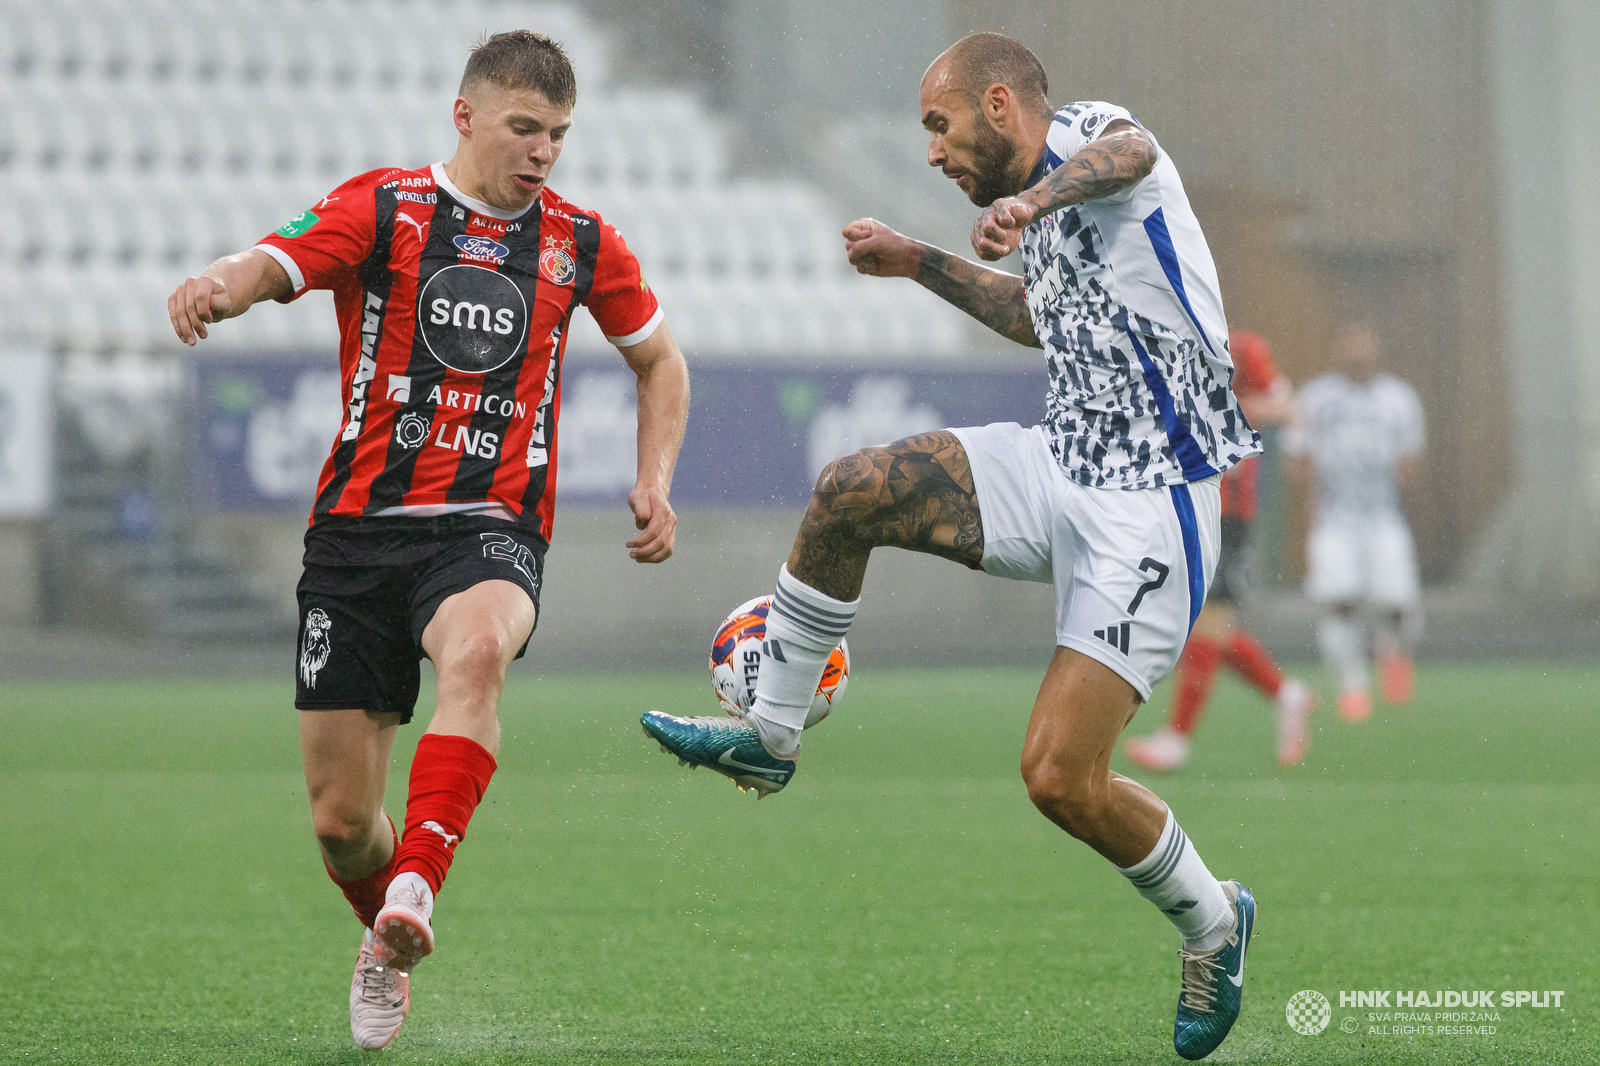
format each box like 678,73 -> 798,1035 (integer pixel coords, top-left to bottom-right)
165,31 -> 689,1051
1125,330 -> 1316,771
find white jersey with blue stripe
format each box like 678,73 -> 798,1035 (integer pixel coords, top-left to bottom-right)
1019,101 -> 1261,489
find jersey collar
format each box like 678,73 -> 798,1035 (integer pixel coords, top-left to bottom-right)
430,162 -> 539,222
1025,146 -> 1053,189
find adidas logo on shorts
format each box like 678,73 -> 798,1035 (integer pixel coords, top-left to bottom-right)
1094,621 -> 1131,654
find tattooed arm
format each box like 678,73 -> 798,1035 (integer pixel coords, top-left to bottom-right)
971,119 -> 1158,261
842,217 -> 1040,348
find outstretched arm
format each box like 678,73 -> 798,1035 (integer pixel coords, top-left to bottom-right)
972,120 -> 1158,261
843,218 -> 1039,348
168,249 -> 293,346
618,320 -> 689,563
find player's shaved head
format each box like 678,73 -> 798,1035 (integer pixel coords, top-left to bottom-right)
932,33 -> 1052,119
920,34 -> 1054,206
460,29 -> 577,108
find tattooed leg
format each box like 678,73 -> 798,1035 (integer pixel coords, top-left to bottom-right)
786,430 -> 983,602
732,430 -> 985,754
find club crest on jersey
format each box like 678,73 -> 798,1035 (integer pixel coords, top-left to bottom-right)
539,236 -> 577,286
394,411 -> 430,449
453,233 -> 509,263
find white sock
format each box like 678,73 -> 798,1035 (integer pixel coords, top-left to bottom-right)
1116,809 -> 1234,951
1319,613 -> 1368,693
747,565 -> 858,758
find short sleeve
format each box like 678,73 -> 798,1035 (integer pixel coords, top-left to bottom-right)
254,170 -> 386,301
1044,101 -> 1139,167
585,218 -> 662,346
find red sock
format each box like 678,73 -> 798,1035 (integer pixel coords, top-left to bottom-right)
392,733 -> 498,896
326,811 -> 398,929
1223,631 -> 1283,698
1168,636 -> 1221,735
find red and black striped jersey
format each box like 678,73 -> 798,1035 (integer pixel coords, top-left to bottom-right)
255,162 -> 661,542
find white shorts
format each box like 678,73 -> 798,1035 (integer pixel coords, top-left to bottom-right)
1305,511 -> 1419,607
952,422 -> 1221,700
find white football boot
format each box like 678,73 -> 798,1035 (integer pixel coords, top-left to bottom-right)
373,872 -> 436,974
350,926 -> 409,1050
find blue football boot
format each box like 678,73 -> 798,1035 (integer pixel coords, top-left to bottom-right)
1173,880 -> 1255,1060
641,711 -> 796,796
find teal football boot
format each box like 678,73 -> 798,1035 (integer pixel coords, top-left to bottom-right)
641,712 -> 796,796
1173,880 -> 1255,1060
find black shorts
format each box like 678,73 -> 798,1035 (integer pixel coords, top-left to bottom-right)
294,515 -> 547,723
1207,516 -> 1253,606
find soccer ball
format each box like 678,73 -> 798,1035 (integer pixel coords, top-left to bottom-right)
709,595 -> 849,727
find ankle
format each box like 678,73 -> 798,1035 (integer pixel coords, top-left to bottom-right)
1184,905 -> 1236,953
746,709 -> 801,760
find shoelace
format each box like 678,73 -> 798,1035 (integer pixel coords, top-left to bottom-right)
1177,945 -> 1226,1013
679,715 -> 757,744
358,953 -> 400,1004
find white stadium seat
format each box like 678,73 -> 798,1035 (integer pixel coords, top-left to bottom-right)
0,0 -> 968,358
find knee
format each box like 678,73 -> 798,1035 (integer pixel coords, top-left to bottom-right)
310,799 -> 379,859
804,452 -> 881,532
806,458 -> 853,524
1020,754 -> 1105,842
437,630 -> 512,685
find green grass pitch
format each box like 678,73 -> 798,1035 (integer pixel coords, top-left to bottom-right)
1,663 -> 1594,1064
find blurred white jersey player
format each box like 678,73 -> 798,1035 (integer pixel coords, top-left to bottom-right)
1285,323 -> 1425,721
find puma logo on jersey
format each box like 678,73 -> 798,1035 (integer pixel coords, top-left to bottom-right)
421,821 -> 459,847
317,194 -> 339,209
396,211 -> 428,241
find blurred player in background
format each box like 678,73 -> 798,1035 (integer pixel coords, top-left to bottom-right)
646,33 -> 1259,1061
166,31 -> 688,1050
1285,323 -> 1424,721
1125,330 -> 1316,771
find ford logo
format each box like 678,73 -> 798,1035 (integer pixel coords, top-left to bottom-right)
453,234 -> 510,260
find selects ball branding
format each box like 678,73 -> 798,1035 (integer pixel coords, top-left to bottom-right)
710,595 -> 848,728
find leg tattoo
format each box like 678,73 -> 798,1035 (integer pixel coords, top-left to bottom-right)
788,430 -> 983,601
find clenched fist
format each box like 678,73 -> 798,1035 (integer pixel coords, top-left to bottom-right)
971,196 -> 1038,261
842,218 -> 923,279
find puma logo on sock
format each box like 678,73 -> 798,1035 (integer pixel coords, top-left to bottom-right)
421,821 -> 459,847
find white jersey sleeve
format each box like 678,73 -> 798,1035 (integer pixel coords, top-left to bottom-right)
1043,102 -> 1142,206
